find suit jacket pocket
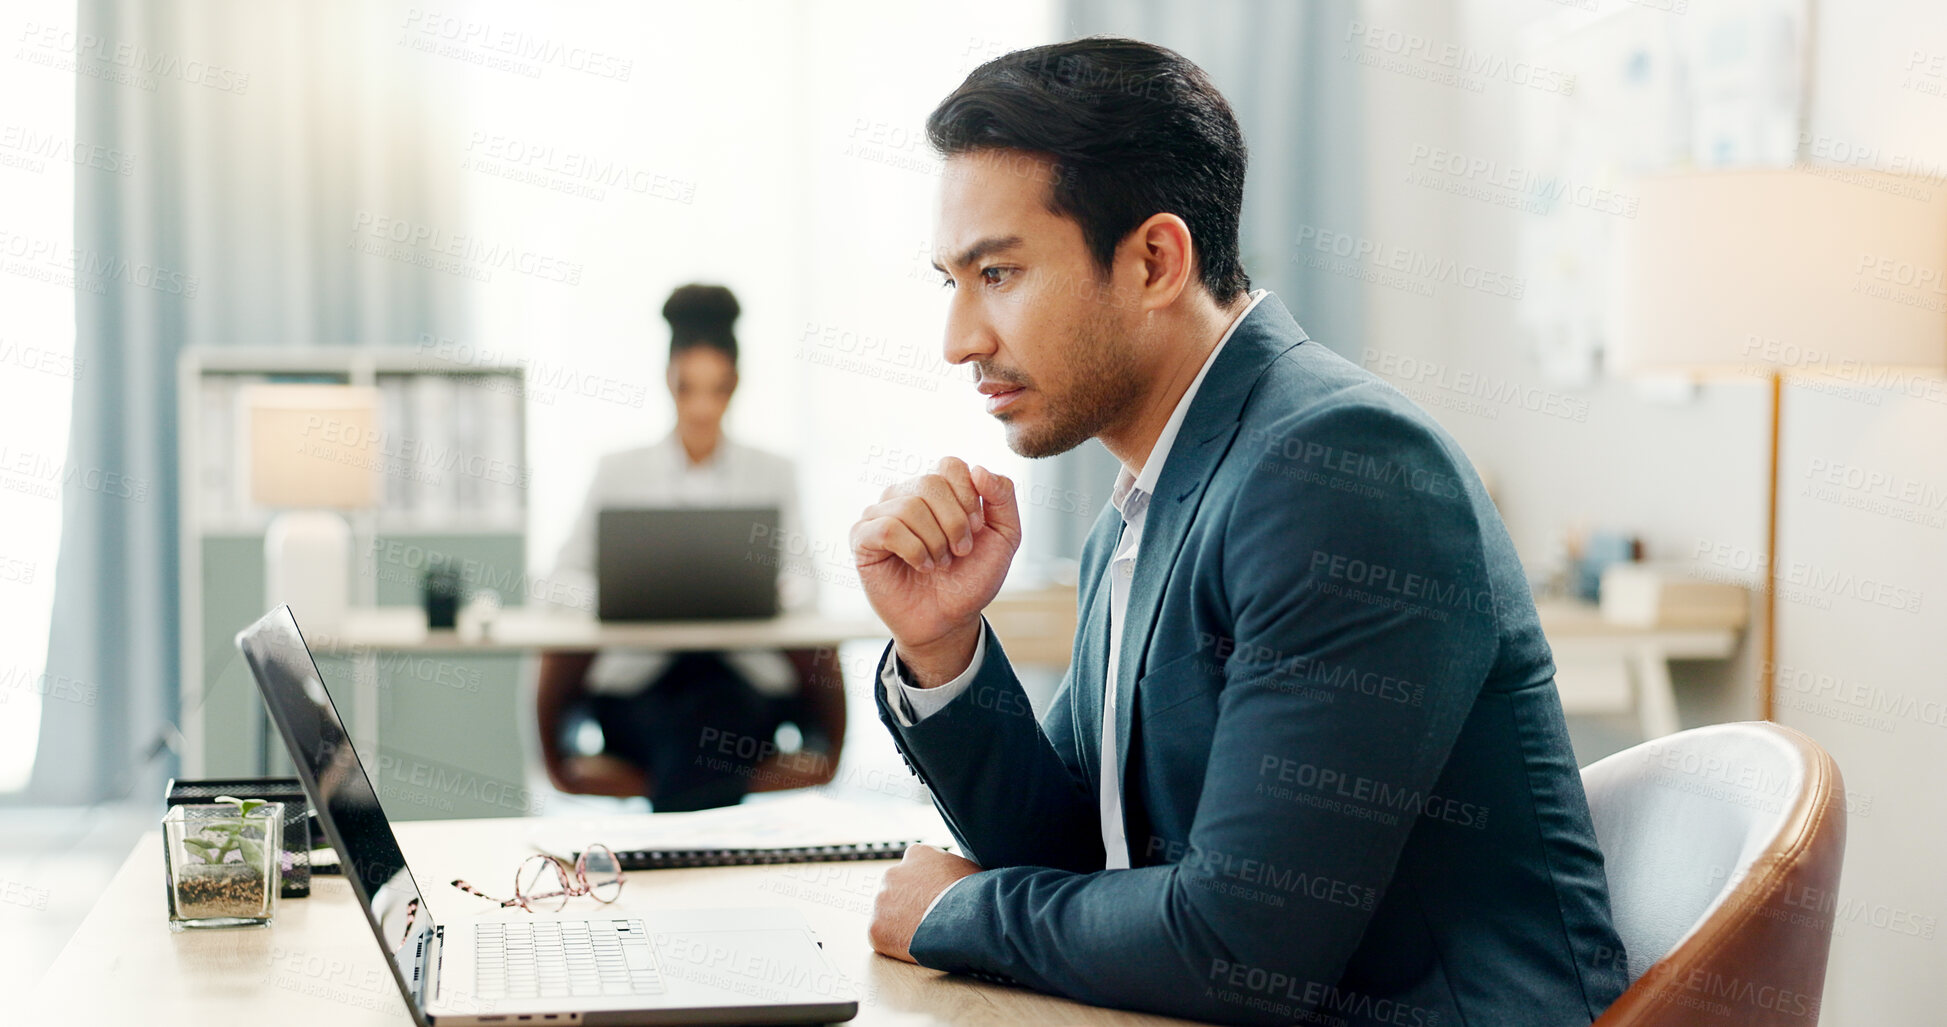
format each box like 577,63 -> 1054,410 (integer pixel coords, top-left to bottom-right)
1133,645 -> 1223,845
1138,645 -> 1222,721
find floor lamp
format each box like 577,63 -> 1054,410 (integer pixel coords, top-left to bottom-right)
1615,169 -> 1947,721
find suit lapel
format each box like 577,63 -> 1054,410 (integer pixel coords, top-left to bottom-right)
1111,294 -> 1309,802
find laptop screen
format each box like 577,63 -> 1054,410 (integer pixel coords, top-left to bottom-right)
596,505 -> 781,621
237,606 -> 436,1010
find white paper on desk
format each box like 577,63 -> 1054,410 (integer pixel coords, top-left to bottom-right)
527,793 -> 948,860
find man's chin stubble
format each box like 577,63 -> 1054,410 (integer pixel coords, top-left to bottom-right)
999,409 -> 1099,459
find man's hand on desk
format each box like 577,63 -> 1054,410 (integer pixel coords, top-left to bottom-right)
851,457 -> 1021,688
869,844 -> 983,964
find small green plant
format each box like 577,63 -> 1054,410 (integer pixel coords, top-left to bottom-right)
180,795 -> 268,870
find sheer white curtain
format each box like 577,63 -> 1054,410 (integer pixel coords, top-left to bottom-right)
33,0 -> 472,804
0,1 -> 79,793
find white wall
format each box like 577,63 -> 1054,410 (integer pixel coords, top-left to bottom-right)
1368,0 -> 1946,1020
1779,2 -> 1947,1018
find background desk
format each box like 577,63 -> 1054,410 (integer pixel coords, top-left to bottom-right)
263,610 -> 892,821
29,809 -> 1211,1027
1537,599 -> 1743,739
313,608 -> 892,654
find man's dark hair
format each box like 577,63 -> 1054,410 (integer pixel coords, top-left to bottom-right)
662,283 -> 740,365
926,36 -> 1250,302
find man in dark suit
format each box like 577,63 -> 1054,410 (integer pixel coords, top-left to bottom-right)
849,38 -> 1628,1026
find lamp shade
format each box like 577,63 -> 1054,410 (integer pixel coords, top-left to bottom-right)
1616,169 -> 1947,378
243,384 -> 381,510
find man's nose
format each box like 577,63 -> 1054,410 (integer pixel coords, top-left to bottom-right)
942,293 -> 996,366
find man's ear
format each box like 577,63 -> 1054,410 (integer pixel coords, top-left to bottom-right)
1125,212 -> 1196,312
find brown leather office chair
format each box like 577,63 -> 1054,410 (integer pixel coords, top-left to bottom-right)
1584,722 -> 1846,1026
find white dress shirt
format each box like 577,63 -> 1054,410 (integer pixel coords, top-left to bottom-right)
885,290 -> 1268,892
551,430 -> 814,696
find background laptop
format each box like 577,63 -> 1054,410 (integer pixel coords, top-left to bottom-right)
597,506 -> 781,622
235,605 -> 859,1026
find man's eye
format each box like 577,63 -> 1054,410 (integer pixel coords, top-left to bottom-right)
938,274 -> 956,290
980,266 -> 1013,286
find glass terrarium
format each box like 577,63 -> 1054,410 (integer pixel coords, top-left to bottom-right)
163,799 -> 283,930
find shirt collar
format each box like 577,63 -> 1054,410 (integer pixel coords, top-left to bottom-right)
663,429 -> 728,473
1109,289 -> 1268,517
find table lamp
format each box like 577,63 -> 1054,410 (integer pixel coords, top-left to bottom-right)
243,384 -> 381,634
1616,169 -> 1947,720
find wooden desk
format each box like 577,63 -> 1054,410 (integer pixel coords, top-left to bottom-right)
30,813 -> 1210,1026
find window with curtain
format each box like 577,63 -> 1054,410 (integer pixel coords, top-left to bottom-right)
0,1 -> 80,793
29,0 -> 1064,804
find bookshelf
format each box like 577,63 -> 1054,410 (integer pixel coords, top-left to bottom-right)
177,346 -> 533,816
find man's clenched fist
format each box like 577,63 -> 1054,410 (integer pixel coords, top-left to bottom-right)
850,457 -> 1021,687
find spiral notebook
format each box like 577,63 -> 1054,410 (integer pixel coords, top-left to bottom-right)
527,793 -> 945,871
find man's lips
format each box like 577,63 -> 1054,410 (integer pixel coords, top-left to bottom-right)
979,382 -> 1026,414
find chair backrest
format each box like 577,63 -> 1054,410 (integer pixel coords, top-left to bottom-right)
1582,722 -> 1846,1026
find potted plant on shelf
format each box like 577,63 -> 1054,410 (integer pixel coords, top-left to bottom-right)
163,795 -> 283,930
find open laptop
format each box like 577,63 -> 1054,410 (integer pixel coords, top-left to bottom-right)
597,507 -> 781,622
236,605 -> 859,1026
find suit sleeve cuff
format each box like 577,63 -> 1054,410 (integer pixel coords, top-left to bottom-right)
917,871 -> 973,928
879,617 -> 989,727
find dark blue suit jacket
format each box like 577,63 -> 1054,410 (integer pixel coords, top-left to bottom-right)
876,295 -> 1628,1026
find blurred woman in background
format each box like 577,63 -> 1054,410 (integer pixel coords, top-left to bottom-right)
535,284 -> 843,811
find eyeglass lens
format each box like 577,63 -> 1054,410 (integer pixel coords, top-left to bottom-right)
515,854 -> 571,912
582,844 -> 623,903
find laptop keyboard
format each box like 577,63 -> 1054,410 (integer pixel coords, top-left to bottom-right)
474,918 -> 665,1000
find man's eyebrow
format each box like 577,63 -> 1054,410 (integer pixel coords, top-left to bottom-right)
931,235 -> 1025,275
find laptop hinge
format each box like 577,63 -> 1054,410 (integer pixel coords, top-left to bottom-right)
419,924 -> 444,1009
